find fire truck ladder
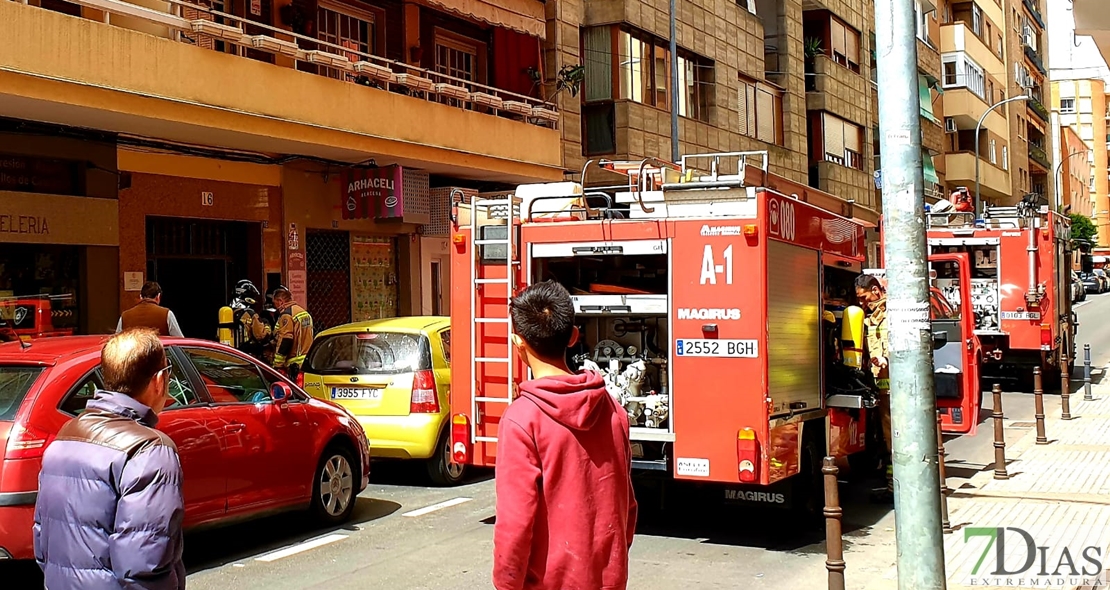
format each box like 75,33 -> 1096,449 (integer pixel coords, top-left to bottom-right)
467,195 -> 518,445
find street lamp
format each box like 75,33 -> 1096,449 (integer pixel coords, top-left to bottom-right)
1055,149 -> 1091,214
975,94 -> 1030,215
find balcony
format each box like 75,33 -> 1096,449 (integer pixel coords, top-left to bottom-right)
1029,142 -> 1050,171
1023,0 -> 1046,30
918,38 -> 940,79
945,152 -> 1010,201
1024,45 -> 1047,76
942,88 -> 1007,134
805,55 -> 870,127
0,0 -> 562,182
1027,93 -> 1050,124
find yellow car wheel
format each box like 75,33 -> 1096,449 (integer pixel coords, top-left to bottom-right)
426,429 -> 466,487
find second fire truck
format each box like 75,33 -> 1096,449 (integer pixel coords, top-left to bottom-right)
923,193 -> 1076,391
448,152 -> 980,512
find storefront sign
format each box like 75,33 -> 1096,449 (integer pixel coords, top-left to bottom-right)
250,0 -> 261,15
0,156 -> 82,196
342,166 -> 405,221
287,232 -> 307,306
0,192 -> 118,246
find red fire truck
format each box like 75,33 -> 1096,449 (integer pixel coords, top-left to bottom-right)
449,151 -> 980,512
923,197 -> 1075,391
0,295 -> 76,342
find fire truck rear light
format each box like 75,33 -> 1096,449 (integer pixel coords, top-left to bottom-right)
743,224 -> 758,237
451,414 -> 471,464
1041,323 -> 1052,348
452,234 -> 466,244
737,428 -> 760,483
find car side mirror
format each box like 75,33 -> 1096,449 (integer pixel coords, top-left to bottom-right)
932,331 -> 949,350
271,382 -> 292,404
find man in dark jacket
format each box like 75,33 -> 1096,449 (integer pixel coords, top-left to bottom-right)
34,328 -> 185,589
493,281 -> 637,590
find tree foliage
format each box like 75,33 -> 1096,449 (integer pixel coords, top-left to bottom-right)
1069,213 -> 1098,244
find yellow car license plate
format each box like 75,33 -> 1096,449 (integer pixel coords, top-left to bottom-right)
331,387 -> 382,401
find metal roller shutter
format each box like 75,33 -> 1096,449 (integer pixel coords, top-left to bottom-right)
766,240 -> 822,416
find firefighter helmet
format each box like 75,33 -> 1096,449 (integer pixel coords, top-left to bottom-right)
234,279 -> 260,305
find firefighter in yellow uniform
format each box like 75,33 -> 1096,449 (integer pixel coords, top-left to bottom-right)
856,274 -> 892,501
272,288 -> 314,379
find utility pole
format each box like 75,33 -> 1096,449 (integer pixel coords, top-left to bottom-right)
872,1 -> 947,589
669,0 -> 679,163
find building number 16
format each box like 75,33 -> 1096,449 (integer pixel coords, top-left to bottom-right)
700,244 -> 733,285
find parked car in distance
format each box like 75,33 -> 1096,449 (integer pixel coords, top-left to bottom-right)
300,317 -> 464,486
0,336 -> 370,560
1073,271 -> 1087,302
1080,272 -> 1102,295
1095,269 -> 1110,292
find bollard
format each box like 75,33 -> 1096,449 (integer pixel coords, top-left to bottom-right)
1085,344 -> 1093,402
992,384 -> 1009,480
937,412 -> 952,534
1061,360 -> 1073,421
1034,367 -> 1048,445
822,456 -> 845,590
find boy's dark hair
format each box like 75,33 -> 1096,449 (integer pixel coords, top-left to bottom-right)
855,274 -> 882,291
511,281 -> 575,360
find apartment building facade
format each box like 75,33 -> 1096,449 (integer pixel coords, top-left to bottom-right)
1006,0 -> 1051,206
544,0 -> 881,221
0,0 -> 561,336
1056,125 -> 1094,219
1051,79 -> 1108,242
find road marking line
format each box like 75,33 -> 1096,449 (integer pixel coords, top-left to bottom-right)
402,497 -> 472,517
255,533 -> 348,562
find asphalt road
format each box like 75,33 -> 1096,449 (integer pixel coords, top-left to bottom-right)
4,291 -> 1109,589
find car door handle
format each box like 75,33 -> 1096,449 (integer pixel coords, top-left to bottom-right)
223,423 -> 245,433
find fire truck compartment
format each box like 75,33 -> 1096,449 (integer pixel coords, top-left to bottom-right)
930,241 -> 1001,332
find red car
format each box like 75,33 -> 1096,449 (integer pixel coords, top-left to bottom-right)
0,336 -> 370,560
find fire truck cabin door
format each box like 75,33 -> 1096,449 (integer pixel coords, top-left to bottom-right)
929,252 -> 982,435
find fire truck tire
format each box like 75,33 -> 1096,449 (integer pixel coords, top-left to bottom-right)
790,430 -> 825,528
427,429 -> 467,487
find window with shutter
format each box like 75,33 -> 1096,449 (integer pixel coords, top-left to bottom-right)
824,113 -> 845,165
756,87 -> 775,143
831,19 -> 847,67
738,80 -> 755,138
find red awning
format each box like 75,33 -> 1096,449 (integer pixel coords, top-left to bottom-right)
425,0 -> 546,39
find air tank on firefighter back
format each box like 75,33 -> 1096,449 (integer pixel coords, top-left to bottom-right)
218,305 -> 234,346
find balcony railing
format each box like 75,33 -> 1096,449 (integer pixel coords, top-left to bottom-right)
23,0 -> 558,129
1024,45 -> 1047,76
1023,0 -> 1046,30
1029,142 -> 1050,169
1028,93 -> 1050,123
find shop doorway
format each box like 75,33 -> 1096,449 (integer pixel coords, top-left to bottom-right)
306,229 -> 352,332
146,217 -> 261,339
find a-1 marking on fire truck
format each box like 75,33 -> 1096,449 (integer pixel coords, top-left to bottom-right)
675,339 -> 759,357
700,244 -> 734,285
675,458 -> 710,477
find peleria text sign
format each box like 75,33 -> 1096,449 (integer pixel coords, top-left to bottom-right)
342,166 -> 404,220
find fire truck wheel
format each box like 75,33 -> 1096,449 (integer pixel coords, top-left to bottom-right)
427,429 -> 467,487
790,432 -> 825,529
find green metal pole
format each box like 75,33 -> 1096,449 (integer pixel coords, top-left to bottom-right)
873,1 -> 947,588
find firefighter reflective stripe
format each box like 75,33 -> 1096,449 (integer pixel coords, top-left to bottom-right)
876,378 -> 890,390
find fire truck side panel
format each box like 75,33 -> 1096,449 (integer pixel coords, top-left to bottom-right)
762,191 -> 866,260
765,240 -> 823,417
669,219 -> 769,485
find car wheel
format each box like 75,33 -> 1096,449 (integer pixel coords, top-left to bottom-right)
427,429 -> 467,487
311,446 -> 358,525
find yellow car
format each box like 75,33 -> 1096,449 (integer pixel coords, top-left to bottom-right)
300,316 -> 465,486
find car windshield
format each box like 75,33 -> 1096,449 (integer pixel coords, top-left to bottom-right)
305,332 -> 432,375
0,366 -> 44,421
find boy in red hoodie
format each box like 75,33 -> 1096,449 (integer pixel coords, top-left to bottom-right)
493,280 -> 638,590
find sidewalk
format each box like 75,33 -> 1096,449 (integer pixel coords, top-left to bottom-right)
835,372 -> 1110,589
941,370 -> 1110,590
